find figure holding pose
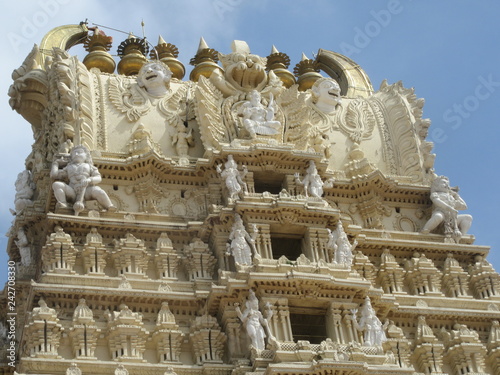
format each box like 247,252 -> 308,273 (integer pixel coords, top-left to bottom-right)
51,145 -> 116,215
227,214 -> 258,265
217,155 -> 248,200
294,160 -> 324,198
235,290 -> 275,350
239,90 -> 281,137
352,297 -> 387,347
421,175 -> 472,241
327,221 -> 357,266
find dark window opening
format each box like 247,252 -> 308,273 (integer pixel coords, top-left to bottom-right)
290,313 -> 327,344
271,236 -> 303,260
253,172 -> 284,194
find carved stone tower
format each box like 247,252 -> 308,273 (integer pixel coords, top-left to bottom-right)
2,23 -> 499,375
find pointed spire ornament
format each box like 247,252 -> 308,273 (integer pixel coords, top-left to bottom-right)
189,37 -> 222,82
82,27 -> 115,73
150,35 -> 185,80
266,45 -> 295,88
294,52 -> 322,91
117,32 -> 149,76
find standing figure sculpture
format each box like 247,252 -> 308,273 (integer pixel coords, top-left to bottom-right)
235,290 -> 275,351
239,90 -> 281,137
172,123 -> 194,166
327,221 -> 357,266
421,175 -> 472,242
352,297 -> 387,346
294,160 -> 324,198
51,145 -> 116,215
11,170 -> 35,215
217,155 -> 248,200
15,227 -> 31,266
227,214 -> 257,266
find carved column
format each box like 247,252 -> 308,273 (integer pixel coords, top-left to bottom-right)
304,227 -> 329,263
253,223 -> 272,259
487,320 -> 500,374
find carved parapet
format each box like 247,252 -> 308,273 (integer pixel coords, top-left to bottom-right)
404,253 -> 442,296
81,228 -> 107,275
41,226 -> 77,274
69,299 -> 100,358
109,233 -> 149,279
107,304 -> 149,362
183,238 -> 216,280
376,250 -> 405,294
24,299 -> 62,358
468,257 -> 500,300
442,255 -> 471,298
150,303 -> 184,362
153,233 -> 180,279
189,314 -> 227,364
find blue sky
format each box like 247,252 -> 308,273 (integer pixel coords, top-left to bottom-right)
0,1 -> 499,282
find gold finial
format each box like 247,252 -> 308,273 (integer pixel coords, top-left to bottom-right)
116,33 -> 148,76
189,37 -> 222,82
266,45 -> 295,88
293,52 -> 322,91
82,28 -> 116,73
150,35 -> 185,80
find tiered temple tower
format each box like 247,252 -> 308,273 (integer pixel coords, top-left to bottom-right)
2,23 -> 499,375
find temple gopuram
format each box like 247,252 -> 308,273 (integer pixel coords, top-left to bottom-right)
2,23 -> 500,375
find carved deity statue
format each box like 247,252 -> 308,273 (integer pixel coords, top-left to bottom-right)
15,227 -> 31,266
216,155 -> 248,200
226,214 -> 257,265
294,160 -> 324,198
235,290 -> 275,350
239,90 -> 281,137
137,61 -> 172,97
352,297 -> 387,346
311,77 -> 342,114
51,145 -> 116,215
172,122 -> 194,166
421,175 -> 472,241
327,221 -> 357,266
11,170 -> 35,215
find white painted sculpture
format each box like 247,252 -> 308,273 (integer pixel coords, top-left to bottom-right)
217,155 -> 248,200
421,175 -> 472,241
11,170 -> 35,215
137,61 -> 172,97
239,90 -> 281,137
227,214 -> 257,265
311,77 -> 342,114
294,160 -> 324,198
51,145 -> 116,215
327,221 -> 357,266
15,227 -> 31,266
235,290 -> 275,350
172,123 -> 194,166
352,296 -> 387,346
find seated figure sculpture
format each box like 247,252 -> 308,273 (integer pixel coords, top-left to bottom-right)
421,175 -> 472,241
51,145 -> 116,215
136,61 -> 172,97
239,90 -> 281,137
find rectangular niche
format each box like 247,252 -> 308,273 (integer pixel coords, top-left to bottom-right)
253,171 -> 285,194
289,311 -> 327,344
270,224 -> 305,261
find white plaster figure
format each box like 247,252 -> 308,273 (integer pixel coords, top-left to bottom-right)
226,214 -> 257,265
216,155 -> 248,200
11,170 -> 35,215
136,61 -> 172,97
294,160 -> 324,198
15,227 -> 31,266
421,175 -> 472,241
172,123 -> 194,166
235,290 -> 275,350
239,90 -> 281,137
352,296 -> 387,346
51,145 -> 116,215
311,77 -> 342,114
327,221 -> 357,266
